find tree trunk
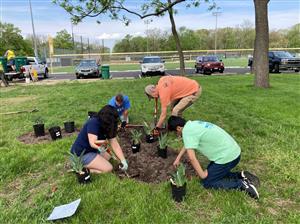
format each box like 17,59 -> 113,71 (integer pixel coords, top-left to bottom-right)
253,0 -> 270,88
168,1 -> 185,75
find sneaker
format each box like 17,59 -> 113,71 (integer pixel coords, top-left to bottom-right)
241,179 -> 259,199
241,171 -> 260,188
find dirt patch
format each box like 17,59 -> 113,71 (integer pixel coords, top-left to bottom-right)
18,128 -> 80,144
114,128 -> 196,184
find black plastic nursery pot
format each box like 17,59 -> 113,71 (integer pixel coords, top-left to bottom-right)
131,142 -> 140,153
77,168 -> 91,184
145,134 -> 157,143
33,124 -> 45,137
171,182 -> 187,202
64,121 -> 75,133
88,111 -> 97,119
157,146 -> 167,159
49,126 -> 62,140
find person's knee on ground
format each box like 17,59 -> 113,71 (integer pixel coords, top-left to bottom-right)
86,154 -> 113,173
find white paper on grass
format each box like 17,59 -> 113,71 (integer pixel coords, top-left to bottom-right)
47,198 -> 81,221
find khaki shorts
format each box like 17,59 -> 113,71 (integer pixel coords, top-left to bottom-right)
171,86 -> 202,117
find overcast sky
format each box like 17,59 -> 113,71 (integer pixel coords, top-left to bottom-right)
1,0 -> 299,49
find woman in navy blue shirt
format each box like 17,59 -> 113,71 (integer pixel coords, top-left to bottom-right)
71,105 -> 128,173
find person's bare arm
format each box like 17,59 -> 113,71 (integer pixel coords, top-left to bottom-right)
109,137 -> 125,162
88,133 -> 101,150
156,106 -> 167,128
123,109 -> 129,121
187,149 -> 208,179
173,147 -> 186,167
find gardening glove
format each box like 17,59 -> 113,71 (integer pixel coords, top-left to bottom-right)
97,145 -> 108,154
121,121 -> 127,128
119,159 -> 128,171
152,127 -> 160,136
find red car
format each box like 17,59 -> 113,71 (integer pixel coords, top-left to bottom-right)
195,56 -> 224,75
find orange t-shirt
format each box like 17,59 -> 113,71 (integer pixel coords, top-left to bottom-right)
157,76 -> 199,108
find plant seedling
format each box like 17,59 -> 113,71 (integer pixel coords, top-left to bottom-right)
69,150 -> 85,174
170,163 -> 187,187
158,133 -> 168,149
143,121 -> 154,135
34,116 -> 44,124
130,129 -> 142,145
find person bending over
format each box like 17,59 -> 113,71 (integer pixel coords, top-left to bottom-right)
108,93 -> 130,128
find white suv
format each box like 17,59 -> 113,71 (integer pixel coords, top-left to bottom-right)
140,56 -> 165,77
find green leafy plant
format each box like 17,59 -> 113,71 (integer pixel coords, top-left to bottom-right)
170,163 -> 187,187
143,121 -> 154,135
34,117 -> 44,125
130,129 -> 142,145
158,133 -> 168,149
69,150 -> 85,174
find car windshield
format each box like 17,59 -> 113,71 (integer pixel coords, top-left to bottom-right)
79,60 -> 96,67
143,57 -> 162,63
203,57 -> 219,62
273,51 -> 293,58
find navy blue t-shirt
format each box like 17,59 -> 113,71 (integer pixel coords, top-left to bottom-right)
71,118 -> 106,156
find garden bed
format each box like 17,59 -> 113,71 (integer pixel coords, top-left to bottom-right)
115,128 -> 196,184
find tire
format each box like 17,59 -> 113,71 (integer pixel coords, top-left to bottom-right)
195,68 -> 199,73
295,69 -> 299,73
219,69 -> 224,73
274,64 -> 280,73
161,71 -> 165,76
43,69 -> 49,79
76,75 -> 80,79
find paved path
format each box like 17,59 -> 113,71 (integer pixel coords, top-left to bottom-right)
49,67 -> 251,80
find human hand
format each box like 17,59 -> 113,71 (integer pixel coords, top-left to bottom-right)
121,121 -> 127,128
119,159 -> 128,171
202,170 -> 208,179
97,145 -> 108,154
173,158 -> 180,167
152,127 -> 160,136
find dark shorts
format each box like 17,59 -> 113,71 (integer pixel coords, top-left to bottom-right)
7,59 -> 15,66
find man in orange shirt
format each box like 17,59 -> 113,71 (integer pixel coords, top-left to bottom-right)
145,75 -> 202,132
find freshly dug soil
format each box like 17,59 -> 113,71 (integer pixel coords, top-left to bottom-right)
18,128 -> 80,144
114,128 -> 196,184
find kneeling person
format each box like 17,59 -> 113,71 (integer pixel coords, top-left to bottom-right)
168,116 -> 260,199
70,105 -> 128,173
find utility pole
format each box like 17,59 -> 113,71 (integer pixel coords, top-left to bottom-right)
87,38 -> 90,58
144,19 -> 152,55
80,36 -> 83,55
212,11 -> 222,55
29,0 -> 38,58
71,22 -> 75,51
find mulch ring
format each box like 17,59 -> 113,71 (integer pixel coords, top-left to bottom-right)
18,129 -> 80,144
114,127 -> 196,184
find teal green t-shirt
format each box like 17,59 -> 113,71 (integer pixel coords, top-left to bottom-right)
182,120 -> 241,164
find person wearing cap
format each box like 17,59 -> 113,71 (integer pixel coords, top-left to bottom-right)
108,93 -> 130,128
144,75 -> 201,133
70,105 -> 128,173
168,115 -> 260,200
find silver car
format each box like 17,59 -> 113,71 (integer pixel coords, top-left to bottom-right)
140,56 -> 165,77
75,60 -> 101,79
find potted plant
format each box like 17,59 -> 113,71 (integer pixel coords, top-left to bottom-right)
49,123 -> 62,140
33,117 -> 45,137
170,163 -> 187,202
157,133 -> 168,158
130,129 -> 142,153
64,116 -> 75,133
88,111 -> 97,119
143,121 -> 157,143
69,150 -> 91,184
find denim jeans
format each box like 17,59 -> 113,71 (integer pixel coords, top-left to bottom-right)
202,155 -> 243,190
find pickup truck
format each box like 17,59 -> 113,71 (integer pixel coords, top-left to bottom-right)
248,51 -> 300,73
4,56 -> 49,81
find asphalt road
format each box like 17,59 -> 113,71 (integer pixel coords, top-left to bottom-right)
49,67 -> 251,80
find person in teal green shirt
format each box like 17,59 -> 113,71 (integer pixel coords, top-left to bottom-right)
168,116 -> 260,199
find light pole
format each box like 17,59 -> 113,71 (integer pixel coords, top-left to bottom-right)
212,11 -> 221,55
71,21 -> 75,50
29,0 -> 38,58
144,19 -> 152,54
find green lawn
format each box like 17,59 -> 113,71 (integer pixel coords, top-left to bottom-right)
0,74 -> 299,223
52,57 -> 248,73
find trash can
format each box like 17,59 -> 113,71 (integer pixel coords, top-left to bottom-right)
0,57 -> 8,73
14,56 -> 27,72
101,64 -> 110,79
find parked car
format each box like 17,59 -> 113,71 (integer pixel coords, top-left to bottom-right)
248,51 -> 300,73
195,55 -> 224,75
140,56 -> 165,77
75,59 -> 101,79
